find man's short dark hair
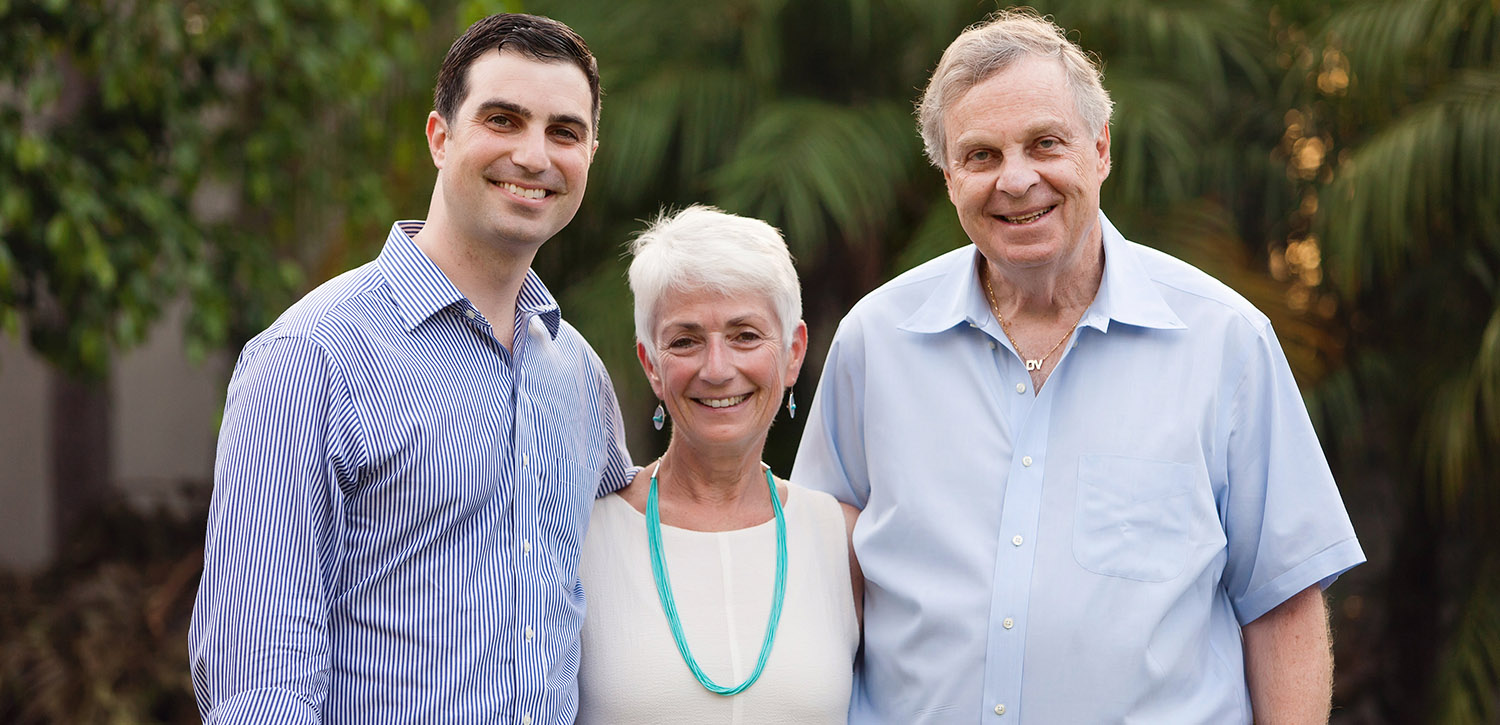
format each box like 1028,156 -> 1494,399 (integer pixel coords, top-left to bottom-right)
434,13 -> 601,134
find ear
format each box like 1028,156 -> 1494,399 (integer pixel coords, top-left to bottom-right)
637,340 -> 665,400
426,111 -> 449,169
1095,124 -> 1111,181
783,321 -> 809,386
590,138 -> 599,162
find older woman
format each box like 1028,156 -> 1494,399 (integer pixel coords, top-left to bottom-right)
578,206 -> 861,723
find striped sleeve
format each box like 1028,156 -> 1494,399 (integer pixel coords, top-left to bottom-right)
591,348 -> 631,497
190,334 -> 363,723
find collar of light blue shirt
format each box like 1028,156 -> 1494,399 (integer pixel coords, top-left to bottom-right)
379,220 -> 563,338
897,211 -> 1186,337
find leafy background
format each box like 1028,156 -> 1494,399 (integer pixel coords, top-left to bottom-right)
2,0 -> 1497,722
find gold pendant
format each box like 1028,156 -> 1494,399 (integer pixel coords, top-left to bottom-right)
1025,359 -> 1042,371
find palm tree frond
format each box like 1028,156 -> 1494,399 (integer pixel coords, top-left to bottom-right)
710,100 -> 921,260
1432,557 -> 1500,724
1319,70 -> 1500,294
894,197 -> 966,275
1422,374 -> 1485,516
1101,70 -> 1215,209
1044,0 -> 1269,98
1476,303 -> 1500,453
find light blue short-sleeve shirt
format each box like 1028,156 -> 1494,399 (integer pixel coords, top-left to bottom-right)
794,212 -> 1364,724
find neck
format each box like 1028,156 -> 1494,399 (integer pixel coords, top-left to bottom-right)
412,210 -> 537,350
982,243 -> 1103,323
655,442 -> 769,508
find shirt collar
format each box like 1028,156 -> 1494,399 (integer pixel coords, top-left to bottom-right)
898,211 -> 1185,335
377,221 -> 563,338
1087,213 -> 1185,333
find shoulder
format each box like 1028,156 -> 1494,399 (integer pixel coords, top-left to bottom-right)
551,318 -> 610,372
787,483 -> 857,529
842,246 -> 973,326
823,246 -> 976,360
1128,241 -> 1273,335
243,261 -> 386,357
584,492 -> 633,541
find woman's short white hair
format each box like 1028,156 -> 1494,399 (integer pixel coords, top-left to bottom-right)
628,205 -> 802,362
917,8 -> 1113,168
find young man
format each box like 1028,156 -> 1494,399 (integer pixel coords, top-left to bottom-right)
190,14 -> 629,724
795,9 -> 1364,723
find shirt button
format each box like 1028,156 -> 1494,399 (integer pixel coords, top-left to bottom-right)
522,539 -> 532,554
1015,383 -> 1026,393
525,625 -> 535,642
1003,617 -> 1015,629
1012,535 -> 1023,546
1022,456 -> 1033,467
994,704 -> 1006,715
464,309 -> 477,319
988,340 -> 997,350
521,714 -> 532,725
522,454 -> 530,468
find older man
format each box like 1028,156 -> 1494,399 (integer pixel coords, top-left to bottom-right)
190,14 -> 630,724
795,9 -> 1364,723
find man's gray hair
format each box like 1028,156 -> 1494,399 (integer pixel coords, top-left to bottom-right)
628,205 -> 802,362
917,8 -> 1113,168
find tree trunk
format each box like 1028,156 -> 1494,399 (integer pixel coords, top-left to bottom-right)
49,372 -> 111,558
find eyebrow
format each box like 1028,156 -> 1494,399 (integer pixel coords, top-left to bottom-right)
473,98 -> 590,133
1022,116 -> 1074,139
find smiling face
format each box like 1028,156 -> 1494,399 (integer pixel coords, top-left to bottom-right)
941,55 -> 1111,278
426,48 -> 596,255
638,288 -> 807,460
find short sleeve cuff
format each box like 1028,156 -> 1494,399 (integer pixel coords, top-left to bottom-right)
1234,536 -> 1367,625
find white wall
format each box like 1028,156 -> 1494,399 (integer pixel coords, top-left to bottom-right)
0,332 -> 53,572
113,301 -> 230,511
0,301 -> 230,572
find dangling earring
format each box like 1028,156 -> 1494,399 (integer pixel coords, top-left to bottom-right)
786,388 -> 797,419
652,403 -> 666,430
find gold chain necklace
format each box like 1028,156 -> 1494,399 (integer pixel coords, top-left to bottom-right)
981,264 -> 1084,373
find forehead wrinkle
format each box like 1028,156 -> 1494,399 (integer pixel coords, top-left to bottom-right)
952,113 -> 1072,148
659,312 -> 772,333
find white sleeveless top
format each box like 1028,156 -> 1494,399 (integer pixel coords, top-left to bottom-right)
578,483 -> 858,724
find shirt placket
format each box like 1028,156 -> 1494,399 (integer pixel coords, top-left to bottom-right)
979,348 -> 1053,723
508,312 -> 548,724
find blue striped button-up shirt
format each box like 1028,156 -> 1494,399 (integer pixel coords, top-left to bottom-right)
189,221 -> 632,725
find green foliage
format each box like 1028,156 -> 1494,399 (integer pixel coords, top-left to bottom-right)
1433,558 -> 1500,724
1290,0 -> 1500,718
0,0 -> 446,378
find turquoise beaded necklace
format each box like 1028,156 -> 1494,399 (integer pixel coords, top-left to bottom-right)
646,461 -> 788,696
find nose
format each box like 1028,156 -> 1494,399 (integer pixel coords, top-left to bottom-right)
995,156 -> 1039,197
699,337 -> 735,384
510,128 -> 550,173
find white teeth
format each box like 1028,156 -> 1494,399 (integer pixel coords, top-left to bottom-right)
1002,207 -> 1052,224
701,394 -> 749,408
499,182 -> 547,200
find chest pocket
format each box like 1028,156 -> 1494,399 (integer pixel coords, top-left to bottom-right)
536,455 -> 595,557
1072,454 -> 1199,582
